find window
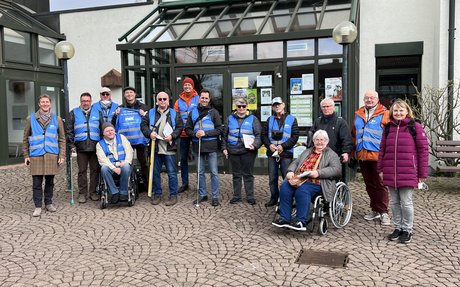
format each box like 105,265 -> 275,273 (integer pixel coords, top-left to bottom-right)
4,28 -> 31,63
38,36 -> 58,66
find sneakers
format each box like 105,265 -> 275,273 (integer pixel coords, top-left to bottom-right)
45,204 -> 57,212
178,185 -> 189,193
164,196 -> 178,206
387,229 -> 403,241
288,221 -> 307,232
265,198 -> 277,207
90,193 -> 100,201
151,195 -> 161,205
32,208 -> 42,217
272,218 -> 290,228
78,194 -> 87,203
111,193 -> 120,204
380,213 -> 391,225
229,197 -> 241,204
211,198 -> 219,207
399,231 -> 412,244
364,211 -> 381,221
193,196 -> 208,204
247,198 -> 256,205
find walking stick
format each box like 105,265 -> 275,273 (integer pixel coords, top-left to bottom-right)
147,138 -> 156,198
70,152 -> 75,206
195,121 -> 203,207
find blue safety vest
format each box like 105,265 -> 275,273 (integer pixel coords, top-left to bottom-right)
227,114 -> 254,146
116,108 -> 148,146
148,108 -> 177,130
73,107 -> 100,142
98,134 -> 126,163
92,101 -> 118,123
191,109 -> 217,142
29,114 -> 59,157
268,114 -> 295,153
178,96 -> 199,124
354,114 -> 384,152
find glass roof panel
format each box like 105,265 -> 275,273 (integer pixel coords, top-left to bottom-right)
181,22 -> 214,40
140,26 -> 166,43
320,10 -> 351,29
174,7 -> 202,23
232,18 -> 264,36
259,15 -> 290,34
157,24 -> 188,42
290,12 -> 317,32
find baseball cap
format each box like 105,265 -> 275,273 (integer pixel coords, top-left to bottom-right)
271,97 -> 283,105
100,87 -> 111,93
123,86 -> 136,93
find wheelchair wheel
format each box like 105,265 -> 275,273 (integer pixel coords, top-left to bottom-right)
98,179 -> 108,209
319,218 -> 328,235
127,170 -> 137,207
329,182 -> 353,229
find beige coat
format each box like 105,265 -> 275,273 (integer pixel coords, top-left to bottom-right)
22,112 -> 66,175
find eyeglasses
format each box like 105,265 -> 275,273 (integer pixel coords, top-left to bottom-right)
237,105 -> 247,108
321,105 -> 333,108
100,92 -> 110,96
158,98 -> 168,101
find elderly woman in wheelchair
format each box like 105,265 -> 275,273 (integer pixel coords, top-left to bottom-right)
272,129 -> 342,232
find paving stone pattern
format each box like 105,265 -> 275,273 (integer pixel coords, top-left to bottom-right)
0,164 -> 459,286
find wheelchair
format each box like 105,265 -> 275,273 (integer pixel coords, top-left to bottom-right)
96,165 -> 138,209
274,181 -> 352,235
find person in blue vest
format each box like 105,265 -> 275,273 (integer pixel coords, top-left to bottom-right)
92,87 -> 119,123
262,97 -> 299,207
173,77 -> 199,194
67,92 -> 101,203
140,91 -> 183,206
222,98 -> 262,205
112,86 -> 149,188
96,122 -> 134,204
185,89 -> 223,207
23,94 -> 66,217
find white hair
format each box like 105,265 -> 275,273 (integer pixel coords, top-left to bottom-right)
320,98 -> 334,106
312,129 -> 329,142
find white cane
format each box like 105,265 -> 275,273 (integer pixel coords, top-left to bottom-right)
195,121 -> 202,207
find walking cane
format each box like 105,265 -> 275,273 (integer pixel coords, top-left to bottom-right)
70,151 -> 75,206
195,121 -> 202,207
147,138 -> 156,198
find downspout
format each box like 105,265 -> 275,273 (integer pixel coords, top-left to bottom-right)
447,0 -> 455,140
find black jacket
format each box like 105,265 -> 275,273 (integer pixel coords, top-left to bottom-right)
310,112 -> 352,155
140,107 -> 183,152
261,113 -> 299,158
66,109 -> 99,152
221,112 -> 262,155
185,105 -> 223,153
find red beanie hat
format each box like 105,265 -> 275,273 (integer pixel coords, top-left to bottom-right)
183,77 -> 194,88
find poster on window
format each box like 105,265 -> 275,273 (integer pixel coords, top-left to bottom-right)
325,77 -> 343,101
293,136 -> 309,158
257,75 -> 272,87
260,105 -> 272,122
233,77 -> 249,88
232,88 -> 257,110
290,78 -> 302,94
302,73 -> 314,90
260,88 -> 272,104
290,94 -> 313,126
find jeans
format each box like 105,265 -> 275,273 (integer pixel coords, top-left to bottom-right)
268,157 -> 291,201
388,186 -> 414,232
279,180 -> 321,224
76,151 -> 99,195
153,153 -> 178,197
359,160 -> 389,213
179,137 -> 191,186
100,164 -> 132,195
229,152 -> 256,200
194,151 -> 219,199
32,175 -> 55,207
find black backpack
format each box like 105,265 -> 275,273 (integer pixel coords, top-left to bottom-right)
384,119 -> 419,142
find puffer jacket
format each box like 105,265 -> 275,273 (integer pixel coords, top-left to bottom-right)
377,118 -> 429,188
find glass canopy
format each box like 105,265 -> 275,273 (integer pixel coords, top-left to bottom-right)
120,0 -> 352,46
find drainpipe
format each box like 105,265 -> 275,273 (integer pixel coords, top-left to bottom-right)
447,0 -> 455,140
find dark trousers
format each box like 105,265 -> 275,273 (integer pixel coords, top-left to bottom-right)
133,145 -> 149,182
32,175 -> 55,207
229,152 -> 257,200
268,157 -> 292,201
77,151 -> 99,195
359,160 -> 389,213
179,137 -> 191,186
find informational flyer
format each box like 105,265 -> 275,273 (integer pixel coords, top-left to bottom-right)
293,136 -> 309,158
260,88 -> 272,104
260,105 -> 272,122
233,77 -> 249,88
302,73 -> 314,90
290,78 -> 302,94
246,89 -> 257,110
290,94 -> 313,126
257,75 -> 272,87
325,77 -> 342,101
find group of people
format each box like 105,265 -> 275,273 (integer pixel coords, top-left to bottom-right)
23,83 -> 429,244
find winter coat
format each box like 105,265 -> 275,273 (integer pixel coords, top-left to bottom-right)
352,103 -> 390,161
185,105 -> 223,153
23,112 -> 66,175
287,147 -> 341,203
311,112 -> 353,155
221,112 -> 262,155
174,90 -> 199,137
377,118 -> 429,188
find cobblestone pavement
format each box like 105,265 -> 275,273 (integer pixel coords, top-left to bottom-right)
0,163 -> 459,286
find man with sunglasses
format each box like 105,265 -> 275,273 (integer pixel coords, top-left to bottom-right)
222,98 -> 262,205
141,92 -> 183,206
262,97 -> 299,207
92,87 -> 119,123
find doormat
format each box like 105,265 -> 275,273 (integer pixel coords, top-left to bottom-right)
295,249 -> 349,268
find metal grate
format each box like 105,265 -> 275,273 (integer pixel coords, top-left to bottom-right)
295,249 -> 349,268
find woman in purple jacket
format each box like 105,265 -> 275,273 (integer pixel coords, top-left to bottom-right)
377,99 -> 428,244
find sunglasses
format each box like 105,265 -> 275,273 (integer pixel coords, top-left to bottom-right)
237,105 -> 247,108
158,98 -> 168,101
100,92 -> 110,96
